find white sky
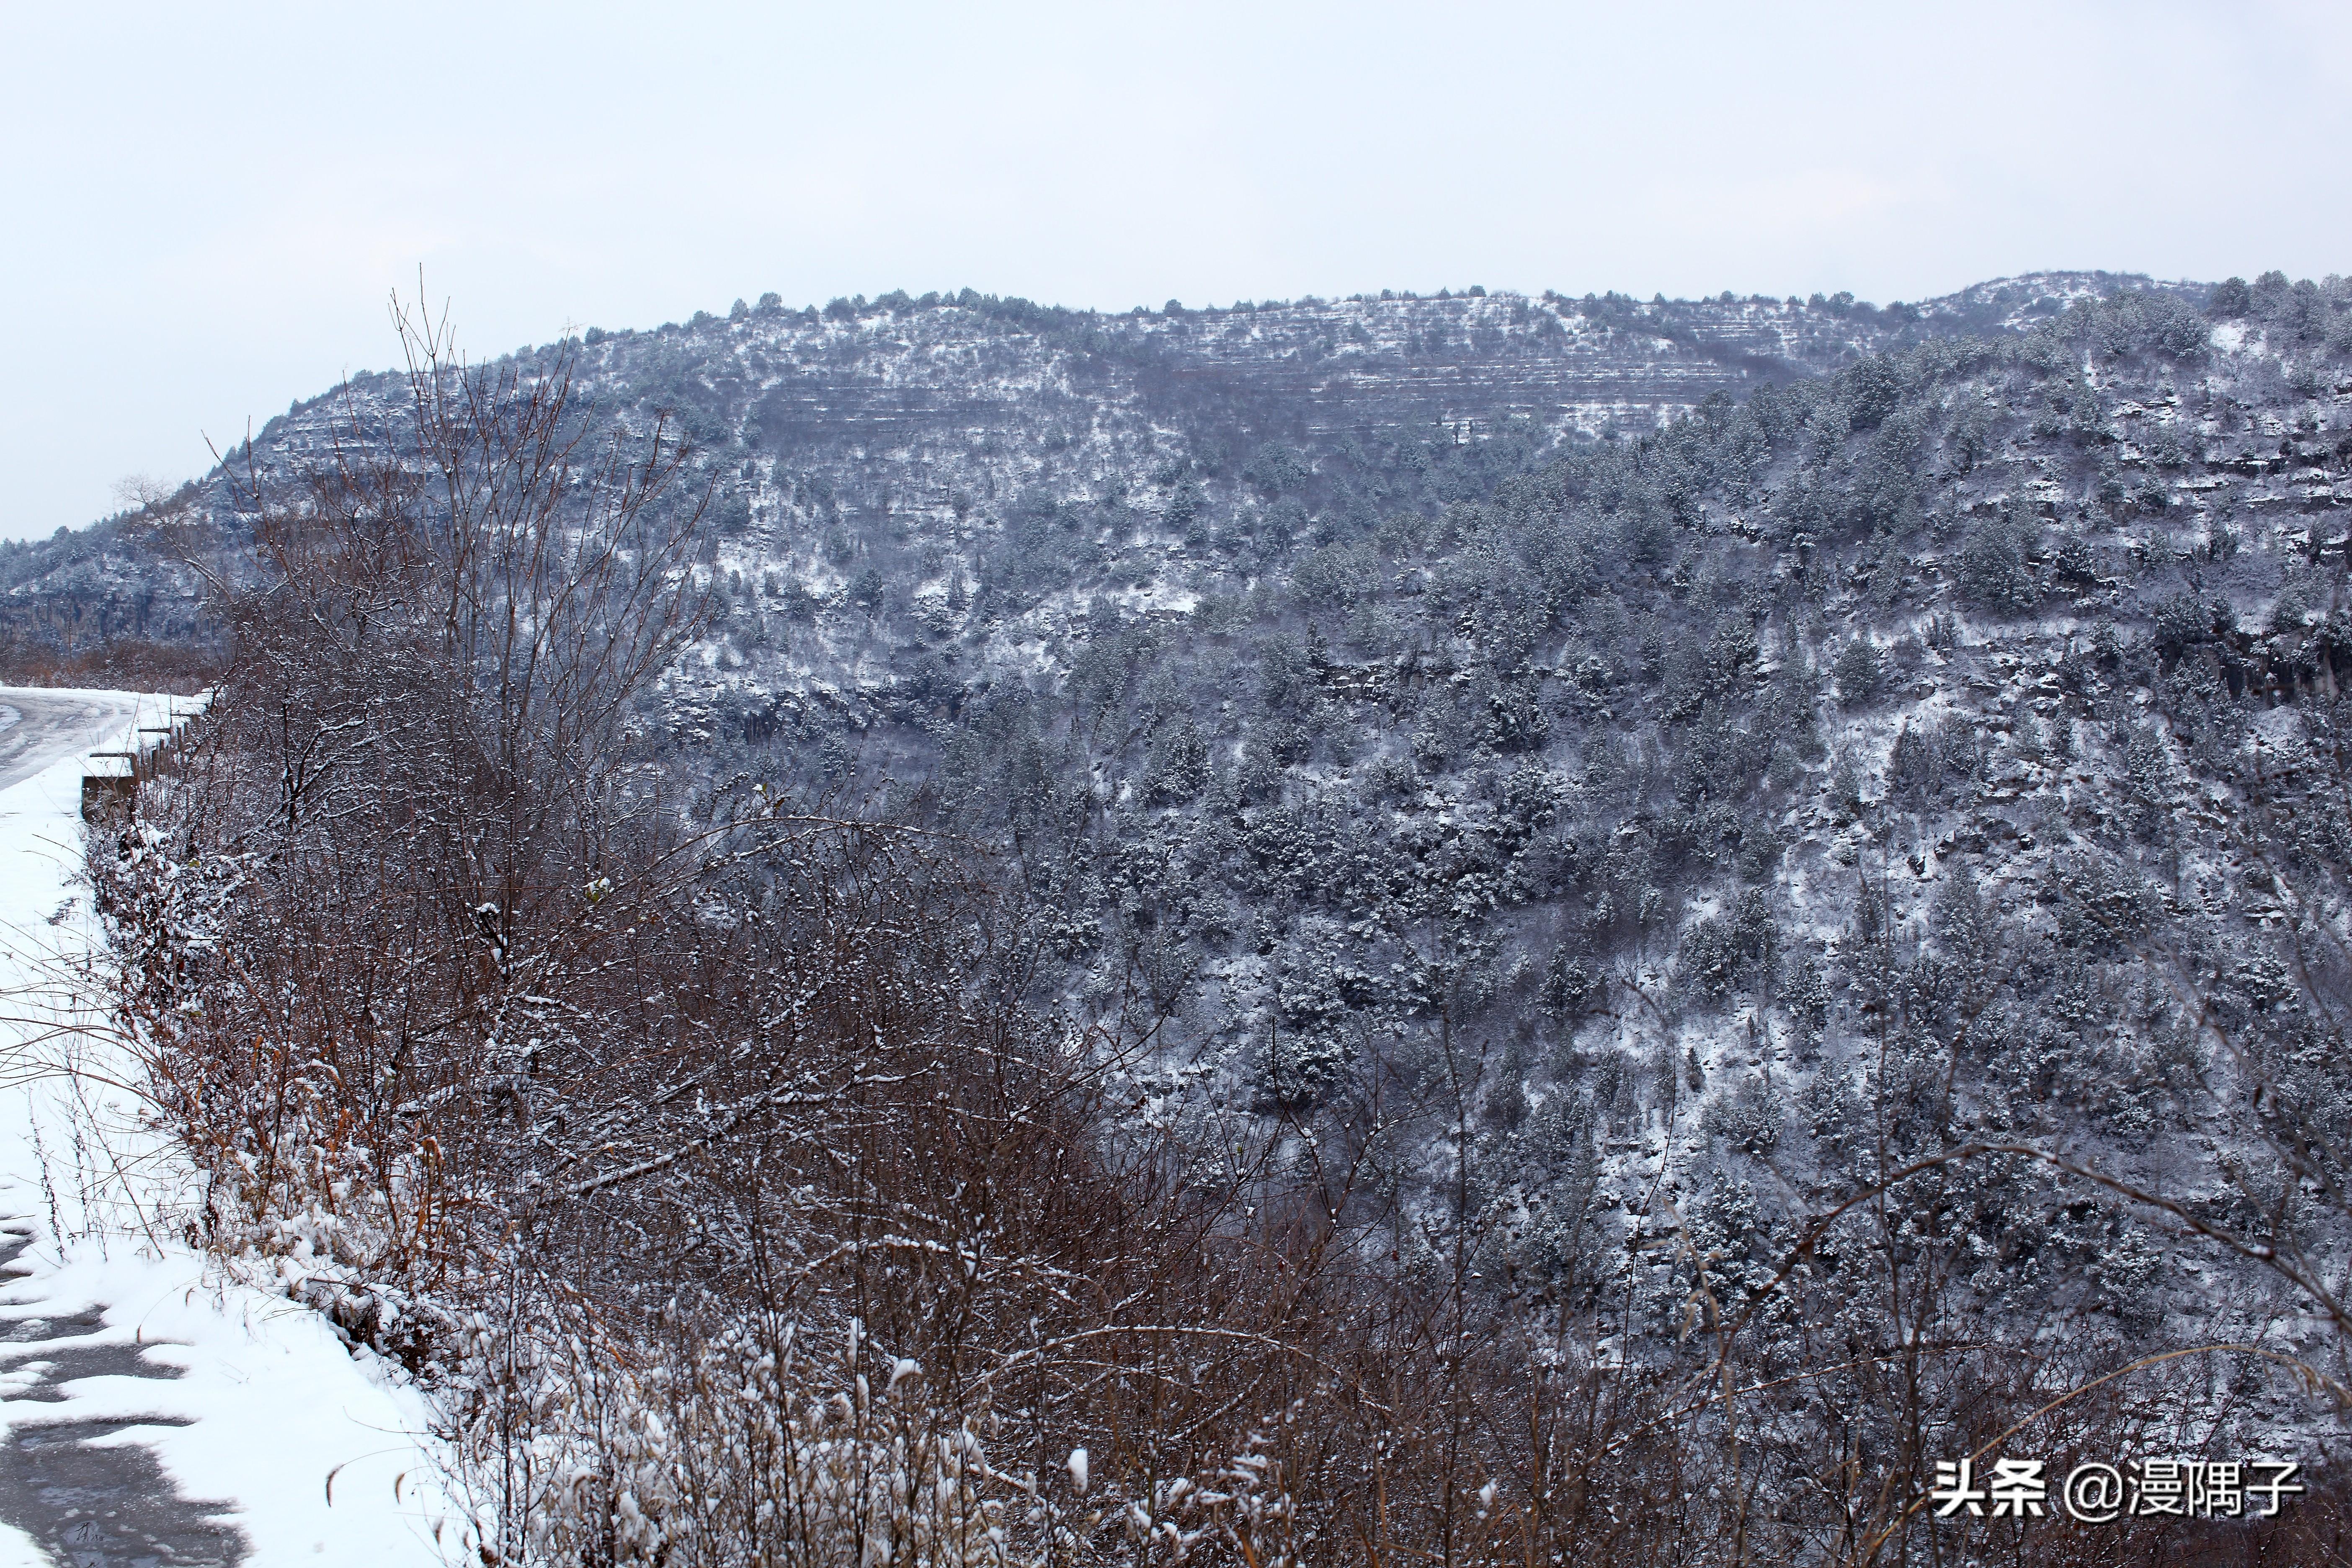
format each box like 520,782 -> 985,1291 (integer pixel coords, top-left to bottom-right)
4,0 -> 2348,540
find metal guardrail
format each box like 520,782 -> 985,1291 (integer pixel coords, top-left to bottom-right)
81,703 -> 195,825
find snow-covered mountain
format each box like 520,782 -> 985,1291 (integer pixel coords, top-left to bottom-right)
0,271 -> 2193,668
33,268 -> 2352,1477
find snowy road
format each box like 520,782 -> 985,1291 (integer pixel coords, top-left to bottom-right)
0,692 -> 456,1567
0,692 -> 150,797
0,1229 -> 247,1564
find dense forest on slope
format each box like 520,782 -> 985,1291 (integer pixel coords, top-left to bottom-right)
79,268 -> 2352,1562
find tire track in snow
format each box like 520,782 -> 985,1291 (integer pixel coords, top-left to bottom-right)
0,1228 -> 245,1565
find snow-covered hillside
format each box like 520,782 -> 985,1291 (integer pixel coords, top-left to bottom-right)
0,271 -> 2196,675
25,266 -> 2352,1557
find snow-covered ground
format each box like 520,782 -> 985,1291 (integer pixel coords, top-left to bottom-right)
0,693 -> 455,1566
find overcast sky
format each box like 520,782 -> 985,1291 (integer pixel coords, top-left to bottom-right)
3,0 -> 2347,539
